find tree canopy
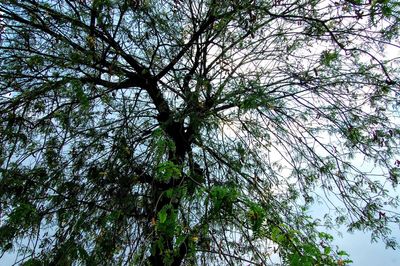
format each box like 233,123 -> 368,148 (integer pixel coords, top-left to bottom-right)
1,0 -> 400,265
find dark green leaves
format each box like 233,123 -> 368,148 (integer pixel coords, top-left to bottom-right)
209,185 -> 238,214
0,0 -> 399,265
246,202 -> 266,235
320,50 -> 339,67
389,167 -> 400,186
155,161 -> 181,183
8,203 -> 40,228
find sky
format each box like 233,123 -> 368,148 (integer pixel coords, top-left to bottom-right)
335,230 -> 400,266
333,43 -> 399,266
310,197 -> 400,266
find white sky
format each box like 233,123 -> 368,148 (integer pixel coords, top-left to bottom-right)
310,200 -> 400,266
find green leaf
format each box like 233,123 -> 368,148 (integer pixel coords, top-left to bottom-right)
337,250 -> 350,256
389,167 -> 399,185
321,50 -> 339,66
324,246 -> 332,255
155,161 -> 181,183
22,258 -> 42,266
76,87 -> 89,109
158,208 -> 167,224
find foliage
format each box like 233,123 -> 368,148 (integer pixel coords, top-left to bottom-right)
0,0 -> 400,265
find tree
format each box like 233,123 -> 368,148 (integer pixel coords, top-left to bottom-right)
0,0 -> 399,265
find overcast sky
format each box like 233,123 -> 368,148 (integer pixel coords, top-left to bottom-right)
310,197 -> 400,266
335,230 -> 400,266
